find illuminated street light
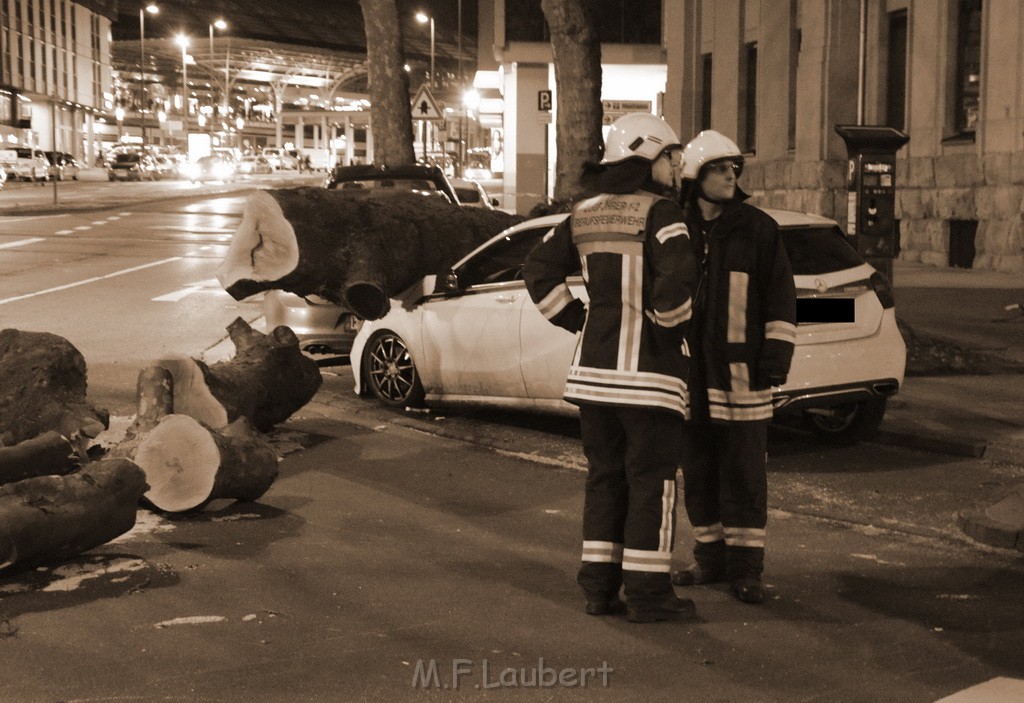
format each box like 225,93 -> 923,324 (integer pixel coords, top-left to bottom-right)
175,33 -> 189,119
415,11 -> 434,88
139,2 -> 159,144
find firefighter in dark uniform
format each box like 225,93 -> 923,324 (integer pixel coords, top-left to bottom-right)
524,113 -> 699,623
671,130 -> 797,604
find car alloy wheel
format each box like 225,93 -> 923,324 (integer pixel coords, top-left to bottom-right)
801,397 -> 888,445
364,332 -> 425,408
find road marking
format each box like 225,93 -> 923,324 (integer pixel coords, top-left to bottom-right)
152,278 -> 224,302
934,677 -> 1024,702
91,220 -> 107,225
0,237 -> 44,250
119,212 -> 132,216
0,256 -> 182,306
149,225 -> 237,234
55,229 -> 74,235
74,225 -> 91,231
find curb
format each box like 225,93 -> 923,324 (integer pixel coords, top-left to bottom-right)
958,512 -> 1024,552
872,427 -> 988,458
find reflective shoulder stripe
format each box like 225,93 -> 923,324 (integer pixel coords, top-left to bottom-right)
535,283 -> 575,320
655,221 -> 689,244
765,320 -> 797,343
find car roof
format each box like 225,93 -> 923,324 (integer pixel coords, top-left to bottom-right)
761,208 -> 838,228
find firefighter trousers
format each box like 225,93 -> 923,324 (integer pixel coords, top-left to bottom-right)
576,404 -> 683,605
680,417 -> 768,580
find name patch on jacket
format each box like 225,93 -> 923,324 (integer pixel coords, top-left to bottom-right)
571,194 -> 657,239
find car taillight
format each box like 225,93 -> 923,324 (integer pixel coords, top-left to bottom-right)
870,271 -> 895,309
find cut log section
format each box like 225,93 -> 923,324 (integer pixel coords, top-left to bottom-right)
0,328 -> 108,447
215,188 -> 523,319
0,432 -> 78,485
109,365 -> 175,461
155,318 -> 321,432
0,459 -> 147,573
132,414 -> 279,512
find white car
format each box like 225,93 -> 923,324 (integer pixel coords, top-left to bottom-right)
351,210 -> 907,444
451,177 -> 498,209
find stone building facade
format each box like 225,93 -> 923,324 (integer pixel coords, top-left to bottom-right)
664,0 -> 1023,273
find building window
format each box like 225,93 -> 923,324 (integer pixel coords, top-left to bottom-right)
740,42 -> 757,153
504,0 -> 661,44
886,10 -> 907,130
700,53 -> 712,131
954,0 -> 982,136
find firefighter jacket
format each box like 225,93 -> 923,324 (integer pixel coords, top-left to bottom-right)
524,191 -> 698,418
687,195 -> 797,422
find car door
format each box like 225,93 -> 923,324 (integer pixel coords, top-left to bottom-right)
519,276 -> 587,400
420,224 -> 555,399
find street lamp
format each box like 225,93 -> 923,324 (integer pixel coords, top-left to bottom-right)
209,19 -> 230,122
139,2 -> 158,144
175,33 -> 189,121
415,11 -> 434,88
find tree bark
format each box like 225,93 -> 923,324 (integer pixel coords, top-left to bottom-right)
359,0 -> 416,166
0,432 -> 78,485
216,188 -> 523,319
154,318 -> 322,433
0,329 -> 108,448
540,0 -> 604,202
133,415 -> 279,513
0,459 -> 147,573
109,365 -> 174,461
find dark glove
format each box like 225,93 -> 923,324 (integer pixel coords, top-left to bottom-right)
755,365 -> 787,389
558,298 -> 587,333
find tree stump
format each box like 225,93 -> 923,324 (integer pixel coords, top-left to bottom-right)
0,459 -> 147,572
132,415 -> 279,512
153,318 -> 321,432
215,188 -> 523,319
0,432 -> 78,485
0,329 -> 108,447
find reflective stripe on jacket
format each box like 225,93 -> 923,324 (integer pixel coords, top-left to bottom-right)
689,200 -> 796,422
525,191 -> 698,417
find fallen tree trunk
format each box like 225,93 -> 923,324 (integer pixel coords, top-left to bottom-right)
0,432 -> 78,484
153,318 -> 321,432
0,329 -> 108,448
0,459 -> 147,572
109,365 -> 174,461
132,414 -> 279,512
215,188 -> 523,319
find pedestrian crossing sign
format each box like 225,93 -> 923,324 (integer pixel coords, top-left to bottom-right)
411,84 -> 443,121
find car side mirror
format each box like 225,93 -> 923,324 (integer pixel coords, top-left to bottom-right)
436,271 -> 460,294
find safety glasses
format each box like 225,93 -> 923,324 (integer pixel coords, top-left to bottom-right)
705,159 -> 742,176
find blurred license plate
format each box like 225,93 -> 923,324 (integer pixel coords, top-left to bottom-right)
797,298 -> 855,323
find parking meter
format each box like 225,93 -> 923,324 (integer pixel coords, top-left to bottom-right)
834,125 -> 909,283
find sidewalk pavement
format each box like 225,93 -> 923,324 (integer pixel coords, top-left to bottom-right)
884,260 -> 1024,552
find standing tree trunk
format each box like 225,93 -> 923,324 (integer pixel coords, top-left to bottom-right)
541,0 -> 604,203
359,0 -> 416,166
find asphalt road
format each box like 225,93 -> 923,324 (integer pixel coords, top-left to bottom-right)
1,186 -> 1022,702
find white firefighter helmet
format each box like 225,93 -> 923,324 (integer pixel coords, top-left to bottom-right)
601,112 -> 682,164
680,129 -> 743,180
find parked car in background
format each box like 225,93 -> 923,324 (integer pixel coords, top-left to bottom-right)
0,166 -> 7,189
349,210 -> 906,444
451,177 -> 498,209
44,151 -> 82,181
3,147 -> 51,181
262,147 -> 298,170
152,155 -> 181,180
182,155 -> 236,183
108,151 -> 159,181
236,154 -> 273,175
323,163 -> 461,204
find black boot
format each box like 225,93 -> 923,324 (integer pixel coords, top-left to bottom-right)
671,562 -> 727,587
585,596 -> 627,616
626,594 -> 697,623
731,576 -> 765,604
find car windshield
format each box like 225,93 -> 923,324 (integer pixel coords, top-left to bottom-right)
454,186 -> 481,203
15,148 -> 34,158
114,153 -> 142,164
782,226 -> 865,275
